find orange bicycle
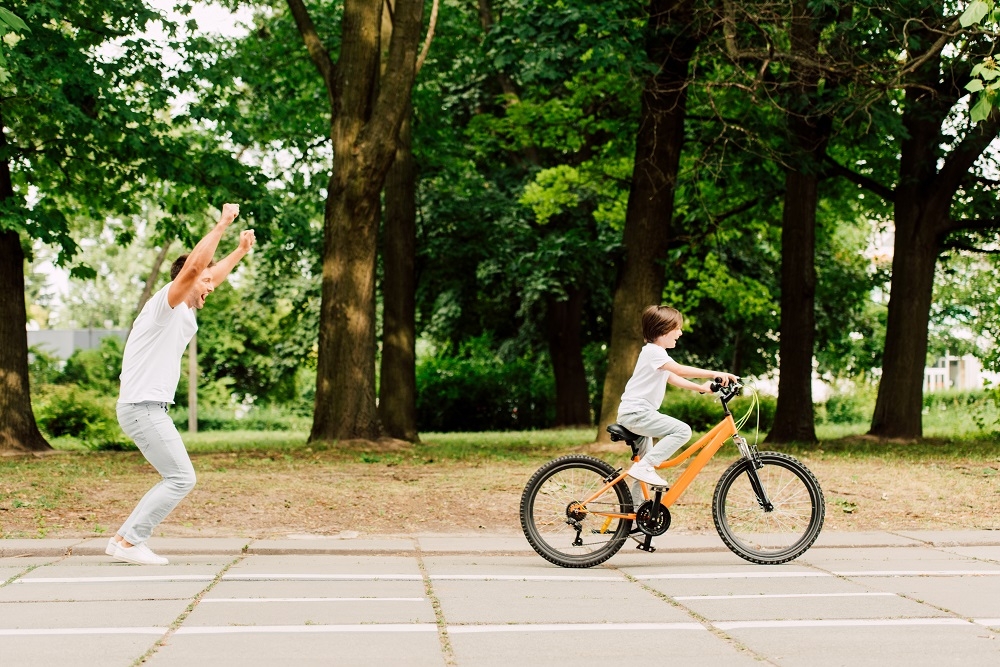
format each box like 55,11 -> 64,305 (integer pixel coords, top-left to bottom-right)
520,380 -> 825,568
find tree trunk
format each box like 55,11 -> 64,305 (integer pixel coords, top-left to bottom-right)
379,106 -> 420,442
0,146 -> 51,452
548,289 -> 591,427
767,1 -> 827,444
306,0 -> 425,443
767,168 -> 819,443
869,16 -> 1000,439
596,0 -> 701,441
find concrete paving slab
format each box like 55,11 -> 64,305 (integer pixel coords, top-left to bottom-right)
1,599 -> 189,628
226,554 -> 423,578
638,573 -> 884,599
936,545 -> 1000,562
677,590 -> 945,622
812,530 -> 924,548
182,595 -> 436,626
797,546 -> 996,573
896,530 -> 1000,547
146,629 -> 446,666
416,534 -> 531,554
0,568 -> 213,602
858,576 -> 1000,618
206,579 -> 427,601
71,537 -> 251,557
723,622 -> 1000,667
246,537 -> 415,555
432,579 -> 690,624
0,539 -> 81,557
448,625 -> 759,667
0,634 -> 158,667
421,555 -> 626,578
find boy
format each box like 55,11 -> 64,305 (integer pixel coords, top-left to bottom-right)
619,305 -> 738,488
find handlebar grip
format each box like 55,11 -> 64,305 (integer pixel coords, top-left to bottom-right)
710,377 -> 723,392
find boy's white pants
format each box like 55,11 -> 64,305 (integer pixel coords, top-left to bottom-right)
617,410 -> 692,503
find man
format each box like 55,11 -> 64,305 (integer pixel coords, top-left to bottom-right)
107,203 -> 254,565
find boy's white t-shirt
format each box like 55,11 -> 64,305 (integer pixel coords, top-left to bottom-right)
618,343 -> 673,415
118,282 -> 198,404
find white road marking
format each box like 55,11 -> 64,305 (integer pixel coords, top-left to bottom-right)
0,627 -> 167,636
2,619 -> 997,637
715,618 -> 971,630
674,592 -> 897,601
223,574 -> 423,581
15,575 -> 213,584
447,622 -> 705,633
832,570 -> 1000,577
636,572 -> 829,580
200,597 -> 425,603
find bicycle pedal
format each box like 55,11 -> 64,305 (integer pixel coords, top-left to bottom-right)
648,485 -> 669,493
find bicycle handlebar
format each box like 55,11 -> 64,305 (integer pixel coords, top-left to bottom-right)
710,377 -> 743,399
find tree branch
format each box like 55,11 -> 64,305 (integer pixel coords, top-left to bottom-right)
415,0 -> 439,75
822,156 -> 895,203
286,0 -> 337,97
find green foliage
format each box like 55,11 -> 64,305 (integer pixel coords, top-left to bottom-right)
27,345 -> 63,388
961,1 -> 1000,123
416,337 -> 556,432
660,388 -> 776,434
59,337 -> 124,396
169,405 -> 309,433
818,386 -> 877,425
32,385 -> 129,451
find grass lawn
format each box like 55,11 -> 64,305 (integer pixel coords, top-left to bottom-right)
1,413 -> 998,540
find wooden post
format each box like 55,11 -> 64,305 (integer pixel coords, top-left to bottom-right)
188,334 -> 197,433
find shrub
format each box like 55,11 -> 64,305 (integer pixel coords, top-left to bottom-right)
33,385 -> 131,451
59,336 -> 124,395
416,342 -> 555,432
820,386 -> 877,425
659,388 -> 775,434
169,405 -> 309,432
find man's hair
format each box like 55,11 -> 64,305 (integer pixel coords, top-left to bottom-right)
170,254 -> 216,281
641,305 -> 683,343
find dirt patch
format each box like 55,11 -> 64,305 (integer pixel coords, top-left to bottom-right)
2,446 -> 1000,539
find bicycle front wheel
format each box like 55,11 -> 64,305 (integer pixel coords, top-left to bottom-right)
520,455 -> 633,568
713,452 -> 825,565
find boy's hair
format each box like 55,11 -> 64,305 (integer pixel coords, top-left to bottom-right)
641,305 -> 683,343
170,254 -> 216,281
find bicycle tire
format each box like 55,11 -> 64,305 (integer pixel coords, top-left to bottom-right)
520,455 -> 633,568
713,452 -> 825,565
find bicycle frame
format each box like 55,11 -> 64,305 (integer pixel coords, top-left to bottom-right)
577,413 -> 739,520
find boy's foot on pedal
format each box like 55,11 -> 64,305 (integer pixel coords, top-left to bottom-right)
628,460 -> 668,487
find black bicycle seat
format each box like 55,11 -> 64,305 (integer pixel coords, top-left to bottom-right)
607,424 -> 641,443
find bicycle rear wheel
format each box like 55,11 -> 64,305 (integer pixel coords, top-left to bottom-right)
713,452 -> 825,564
520,455 -> 633,568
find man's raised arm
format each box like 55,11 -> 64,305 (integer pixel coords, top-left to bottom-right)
167,203 -> 240,308
209,229 -> 256,287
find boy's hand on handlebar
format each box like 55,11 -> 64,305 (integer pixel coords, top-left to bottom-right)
716,373 -> 739,387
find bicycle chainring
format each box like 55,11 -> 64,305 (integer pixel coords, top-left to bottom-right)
635,500 -> 671,536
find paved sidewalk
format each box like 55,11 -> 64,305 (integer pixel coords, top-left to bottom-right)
4,530 -> 1000,666
3,528 -> 1000,557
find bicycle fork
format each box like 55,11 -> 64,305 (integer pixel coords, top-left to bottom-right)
734,435 -> 774,512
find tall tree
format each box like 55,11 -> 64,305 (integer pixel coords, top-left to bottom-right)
596,0 -> 713,440
864,3 -> 1000,438
379,1 -> 437,442
0,1 -> 173,452
285,0 -> 425,442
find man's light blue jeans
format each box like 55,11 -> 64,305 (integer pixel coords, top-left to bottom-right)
115,401 -> 196,545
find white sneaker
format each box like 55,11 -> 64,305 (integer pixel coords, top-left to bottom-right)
628,461 -> 669,487
105,537 -> 121,556
113,542 -> 169,565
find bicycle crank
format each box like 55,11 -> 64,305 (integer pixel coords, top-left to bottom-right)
635,500 -> 671,536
